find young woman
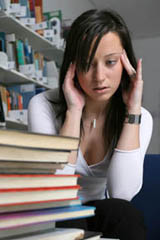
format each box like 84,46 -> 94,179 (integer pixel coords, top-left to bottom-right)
28,9 -> 153,240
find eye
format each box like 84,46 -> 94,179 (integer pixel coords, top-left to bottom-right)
106,59 -> 117,66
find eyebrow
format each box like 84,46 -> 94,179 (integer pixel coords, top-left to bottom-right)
105,52 -> 123,57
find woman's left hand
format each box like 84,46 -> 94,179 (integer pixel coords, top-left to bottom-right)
120,50 -> 143,113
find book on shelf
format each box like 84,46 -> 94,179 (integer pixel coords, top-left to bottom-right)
0,185 -> 81,206
0,205 -> 95,229
0,91 -> 5,126
0,198 -> 81,213
0,128 -> 79,150
0,174 -> 80,189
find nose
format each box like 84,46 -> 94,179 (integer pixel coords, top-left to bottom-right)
93,63 -> 106,82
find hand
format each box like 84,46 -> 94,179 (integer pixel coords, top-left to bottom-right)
62,63 -> 85,112
120,50 -> 143,113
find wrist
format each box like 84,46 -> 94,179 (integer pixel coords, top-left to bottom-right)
67,108 -> 83,117
126,106 -> 141,115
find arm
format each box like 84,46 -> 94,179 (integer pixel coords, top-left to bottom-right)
107,51 -> 153,200
28,64 -> 85,171
58,63 -> 85,164
107,108 -> 153,200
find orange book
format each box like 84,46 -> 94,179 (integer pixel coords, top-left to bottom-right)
6,90 -> 11,111
18,94 -> 23,110
35,6 -> 44,35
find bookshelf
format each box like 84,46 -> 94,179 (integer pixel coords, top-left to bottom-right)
0,65 -> 52,89
0,9 -> 63,129
0,10 -> 64,65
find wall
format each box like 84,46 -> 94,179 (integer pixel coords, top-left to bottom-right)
133,37 -> 160,154
43,0 -> 93,20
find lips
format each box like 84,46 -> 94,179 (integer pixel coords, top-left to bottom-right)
93,87 -> 107,90
93,86 -> 110,91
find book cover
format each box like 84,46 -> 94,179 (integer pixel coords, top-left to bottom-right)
0,143 -> 70,163
0,174 -> 80,189
16,39 -> 25,66
0,91 -> 5,126
0,128 -> 79,151
83,230 -> 102,239
0,205 -> 95,229
1,227 -> 85,240
0,198 -> 81,213
0,221 -> 56,239
0,185 -> 81,206
0,32 -> 6,52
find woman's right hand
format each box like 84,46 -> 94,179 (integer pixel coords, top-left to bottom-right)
62,63 -> 85,112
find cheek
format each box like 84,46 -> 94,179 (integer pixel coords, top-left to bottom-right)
77,73 -> 90,90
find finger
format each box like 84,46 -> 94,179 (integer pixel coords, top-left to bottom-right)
121,50 -> 136,79
64,63 -> 76,87
136,58 -> 142,81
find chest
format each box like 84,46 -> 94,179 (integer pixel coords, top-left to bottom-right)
80,127 -> 107,166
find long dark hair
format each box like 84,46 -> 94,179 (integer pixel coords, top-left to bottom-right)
55,9 -> 137,159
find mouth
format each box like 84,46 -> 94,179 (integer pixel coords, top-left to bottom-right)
93,86 -> 110,93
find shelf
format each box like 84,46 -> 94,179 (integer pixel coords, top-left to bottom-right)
0,66 -> 52,89
0,11 -> 64,65
5,118 -> 28,130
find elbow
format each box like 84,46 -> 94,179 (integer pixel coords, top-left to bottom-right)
108,178 -> 143,201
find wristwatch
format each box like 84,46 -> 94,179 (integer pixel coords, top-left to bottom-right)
125,114 -> 141,124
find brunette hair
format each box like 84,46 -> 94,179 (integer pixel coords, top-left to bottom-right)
55,9 -> 137,158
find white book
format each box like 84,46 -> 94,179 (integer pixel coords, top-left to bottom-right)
8,228 -> 85,240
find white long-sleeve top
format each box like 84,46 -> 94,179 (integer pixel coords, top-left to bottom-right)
28,88 -> 153,203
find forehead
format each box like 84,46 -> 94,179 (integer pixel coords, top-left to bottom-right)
94,32 -> 123,56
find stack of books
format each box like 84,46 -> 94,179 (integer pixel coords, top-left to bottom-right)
0,128 -> 98,240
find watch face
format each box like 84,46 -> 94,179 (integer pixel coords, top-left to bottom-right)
128,114 -> 141,124
128,115 -> 135,123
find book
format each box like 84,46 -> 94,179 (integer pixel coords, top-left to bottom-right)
0,161 -> 65,174
0,91 -> 5,126
0,144 -> 71,163
0,128 -> 79,151
0,174 -> 80,189
0,221 -> 56,239
0,198 -> 81,213
0,185 -> 81,206
0,228 -> 85,240
83,231 -> 102,239
0,205 -> 95,229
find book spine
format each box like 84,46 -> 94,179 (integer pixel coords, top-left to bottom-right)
0,91 -> 5,125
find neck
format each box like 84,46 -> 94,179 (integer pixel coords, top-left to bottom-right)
83,99 -> 108,120
82,100 -> 109,130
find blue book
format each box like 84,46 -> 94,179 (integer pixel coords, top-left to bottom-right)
0,32 -> 6,52
0,205 -> 96,230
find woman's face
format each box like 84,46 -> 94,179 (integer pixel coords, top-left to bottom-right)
77,32 -> 123,102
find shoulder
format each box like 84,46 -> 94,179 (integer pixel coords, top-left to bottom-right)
28,88 -> 62,134
29,88 -> 59,105
28,88 -> 60,114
